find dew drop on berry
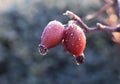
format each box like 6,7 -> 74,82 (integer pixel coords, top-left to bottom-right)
65,32 -> 68,34
65,40 -> 68,42
78,38 -> 81,41
72,44 -> 74,46
70,33 -> 73,36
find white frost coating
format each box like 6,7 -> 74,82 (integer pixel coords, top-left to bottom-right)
83,34 -> 86,40
47,20 -> 63,29
73,55 -> 76,57
76,63 -> 80,65
65,40 -> 68,42
68,21 -> 75,28
63,10 -> 74,19
41,20 -> 63,39
46,20 -> 56,29
43,20 -> 64,40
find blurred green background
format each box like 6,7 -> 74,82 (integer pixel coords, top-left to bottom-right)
0,0 -> 120,84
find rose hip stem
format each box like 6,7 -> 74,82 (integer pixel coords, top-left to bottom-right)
63,10 -> 120,33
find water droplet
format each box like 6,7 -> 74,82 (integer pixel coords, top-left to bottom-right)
76,45 -> 79,48
71,33 -> 73,36
65,40 -> 68,42
72,44 -> 74,46
78,38 -> 81,41
66,32 -> 68,34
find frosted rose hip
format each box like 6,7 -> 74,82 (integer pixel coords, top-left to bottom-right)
63,23 -> 86,64
39,20 -> 65,55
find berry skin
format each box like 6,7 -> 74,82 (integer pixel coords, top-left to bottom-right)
39,20 -> 65,55
63,23 -> 86,64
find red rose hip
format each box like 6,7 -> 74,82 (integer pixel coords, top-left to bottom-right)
39,20 -> 65,55
63,23 -> 86,64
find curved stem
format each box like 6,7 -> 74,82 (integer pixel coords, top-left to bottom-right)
64,10 -> 120,33
63,10 -> 89,32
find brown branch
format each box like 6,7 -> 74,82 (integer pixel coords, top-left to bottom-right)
63,10 -> 89,32
64,10 -> 120,33
90,23 -> 120,32
85,1 -> 113,20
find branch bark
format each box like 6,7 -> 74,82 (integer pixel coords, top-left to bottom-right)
64,10 -> 120,33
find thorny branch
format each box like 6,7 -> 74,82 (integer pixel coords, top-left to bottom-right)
64,10 -> 120,33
